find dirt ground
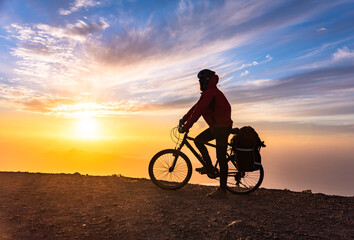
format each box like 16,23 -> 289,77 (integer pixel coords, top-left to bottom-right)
0,172 -> 352,240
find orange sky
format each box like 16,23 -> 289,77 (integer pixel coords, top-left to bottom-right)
1,110 -> 353,196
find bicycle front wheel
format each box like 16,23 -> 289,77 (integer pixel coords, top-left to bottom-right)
226,158 -> 264,194
149,149 -> 192,190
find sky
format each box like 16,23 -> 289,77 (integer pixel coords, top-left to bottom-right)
0,0 -> 353,196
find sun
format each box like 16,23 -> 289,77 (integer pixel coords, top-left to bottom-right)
75,116 -> 100,139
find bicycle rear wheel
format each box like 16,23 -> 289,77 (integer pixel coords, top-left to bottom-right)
226,158 -> 264,194
149,149 -> 192,190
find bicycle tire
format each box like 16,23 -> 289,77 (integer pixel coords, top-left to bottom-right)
226,159 -> 264,195
149,149 -> 192,190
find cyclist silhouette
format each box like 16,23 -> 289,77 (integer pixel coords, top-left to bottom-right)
179,69 -> 233,197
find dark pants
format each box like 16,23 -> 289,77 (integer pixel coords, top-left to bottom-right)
194,126 -> 231,190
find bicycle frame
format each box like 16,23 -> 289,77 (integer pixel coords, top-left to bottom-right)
170,131 -> 230,172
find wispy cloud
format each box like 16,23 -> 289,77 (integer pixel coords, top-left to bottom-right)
58,0 -> 101,15
317,27 -> 328,32
1,17 -> 112,115
88,1 -> 324,68
332,47 -> 354,61
264,54 -> 273,62
295,38 -> 352,60
240,70 -> 249,77
6,18 -> 108,86
224,65 -> 354,124
0,81 -> 142,115
35,18 -> 109,41
227,65 -> 354,104
0,82 -> 36,101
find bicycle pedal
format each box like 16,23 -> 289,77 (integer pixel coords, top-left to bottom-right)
195,169 -> 207,174
195,166 -> 207,172
207,172 -> 219,179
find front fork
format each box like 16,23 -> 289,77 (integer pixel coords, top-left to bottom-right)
169,137 -> 186,172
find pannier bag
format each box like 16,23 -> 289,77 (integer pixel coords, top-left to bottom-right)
231,126 -> 266,172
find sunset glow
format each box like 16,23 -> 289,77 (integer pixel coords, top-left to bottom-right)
75,116 -> 100,139
0,0 -> 353,196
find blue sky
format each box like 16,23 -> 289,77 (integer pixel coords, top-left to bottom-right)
0,0 -> 353,131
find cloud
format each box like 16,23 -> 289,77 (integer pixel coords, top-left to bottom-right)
35,18 -> 109,41
6,18 -> 109,88
48,101 -> 142,117
85,0 -> 344,76
2,18 -> 113,116
0,81 -> 141,115
295,38 -> 351,60
264,54 -> 273,62
22,99 -> 143,116
88,0 -> 331,68
249,120 -> 354,134
227,65 -> 354,104
213,64 -> 354,126
66,19 -> 109,36
317,27 -> 328,32
242,79 -> 273,88
0,82 -> 36,101
279,40 -> 354,73
19,98 -> 76,113
0,82 -> 73,113
58,0 -> 101,15
240,70 -> 249,77
238,61 -> 259,70
332,47 -> 354,61
287,103 -> 354,117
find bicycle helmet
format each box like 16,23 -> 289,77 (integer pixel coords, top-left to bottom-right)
197,69 -> 215,91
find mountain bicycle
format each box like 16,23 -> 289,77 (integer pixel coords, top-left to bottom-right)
148,127 -> 264,194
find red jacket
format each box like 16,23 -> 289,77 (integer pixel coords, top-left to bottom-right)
182,75 -> 233,131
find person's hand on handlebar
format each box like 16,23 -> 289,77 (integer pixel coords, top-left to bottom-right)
179,118 -> 185,126
178,125 -> 185,133
178,118 -> 186,133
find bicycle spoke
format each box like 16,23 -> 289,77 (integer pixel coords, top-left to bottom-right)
173,171 -> 186,180
239,181 -> 249,189
158,158 -> 170,169
160,171 -> 170,181
149,150 -> 192,189
155,170 -> 169,180
226,165 -> 263,194
173,173 -> 183,182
